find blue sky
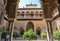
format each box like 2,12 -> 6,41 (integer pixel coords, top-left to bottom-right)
18,0 -> 41,8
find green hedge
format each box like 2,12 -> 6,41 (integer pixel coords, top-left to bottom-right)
13,32 -> 19,38
1,29 -> 7,38
41,32 -> 47,38
23,29 -> 37,40
53,31 -> 60,40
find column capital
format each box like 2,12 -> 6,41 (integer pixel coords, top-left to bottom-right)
45,18 -> 53,22
8,18 -> 15,21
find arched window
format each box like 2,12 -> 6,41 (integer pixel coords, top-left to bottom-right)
19,27 -> 24,37
40,14 -> 43,18
14,27 -> 17,30
31,11 -> 34,14
17,12 -> 20,16
40,11 -> 42,13
36,27 -> 41,35
21,14 -> 24,18
26,22 -> 34,31
35,11 -> 38,14
26,11 -> 29,14
21,11 -> 24,14
17,12 -> 20,13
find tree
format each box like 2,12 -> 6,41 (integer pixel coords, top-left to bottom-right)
1,28 -> 7,39
13,31 -> 19,38
41,32 -> 47,38
53,31 -> 60,41
23,29 -> 37,41
1,28 -> 8,41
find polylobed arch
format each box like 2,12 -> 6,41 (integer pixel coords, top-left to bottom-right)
36,27 -> 41,35
19,27 -> 24,36
26,22 -> 34,31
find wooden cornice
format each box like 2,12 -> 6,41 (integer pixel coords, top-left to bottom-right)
58,0 -> 60,4
6,0 -> 18,19
18,8 -> 42,10
41,0 -> 58,19
17,19 -> 43,21
53,14 -> 60,21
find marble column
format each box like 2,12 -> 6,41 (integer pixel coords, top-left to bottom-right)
49,21 -> 53,41
8,18 -> 14,41
46,21 -> 50,41
46,20 -> 53,41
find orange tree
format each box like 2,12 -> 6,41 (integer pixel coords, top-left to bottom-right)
53,31 -> 60,41
23,29 -> 37,41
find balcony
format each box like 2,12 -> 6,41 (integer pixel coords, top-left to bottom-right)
16,14 -> 43,20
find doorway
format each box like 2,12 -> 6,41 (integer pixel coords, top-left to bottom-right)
26,22 -> 34,31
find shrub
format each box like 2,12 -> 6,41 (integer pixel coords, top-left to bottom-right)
13,32 -> 19,38
53,31 -> 60,40
41,32 -> 47,38
23,31 -> 29,39
23,29 -> 37,40
1,29 -> 7,38
28,29 -> 37,40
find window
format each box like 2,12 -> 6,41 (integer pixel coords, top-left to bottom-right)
40,14 -> 42,16
17,12 -> 20,16
35,11 -> 38,13
36,27 -> 41,35
17,12 -> 20,13
30,14 -> 34,18
21,14 -> 24,18
40,11 -> 42,13
17,13 -> 20,15
26,11 -> 29,14
21,14 -> 24,16
14,27 -> 18,31
35,14 -> 39,18
31,11 -> 34,14
40,14 -> 43,18
21,11 -> 24,14
19,27 -> 24,36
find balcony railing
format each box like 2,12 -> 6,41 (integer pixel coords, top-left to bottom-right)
16,15 -> 43,19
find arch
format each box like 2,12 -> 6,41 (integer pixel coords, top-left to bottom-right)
35,11 -> 38,13
26,11 -> 29,13
31,11 -> 34,14
14,26 -> 18,31
21,11 -> 24,14
36,27 -> 41,35
19,27 -> 24,36
26,22 -> 34,31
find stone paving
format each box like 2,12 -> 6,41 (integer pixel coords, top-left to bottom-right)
13,40 -> 58,41
13,40 -> 47,41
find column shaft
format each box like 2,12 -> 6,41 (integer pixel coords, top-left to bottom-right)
46,21 -> 50,41
49,22 -> 53,41
8,21 -> 14,41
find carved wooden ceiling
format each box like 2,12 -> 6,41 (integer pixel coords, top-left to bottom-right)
6,0 -> 58,18
6,0 -> 18,18
58,0 -> 60,4
41,0 -> 58,18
